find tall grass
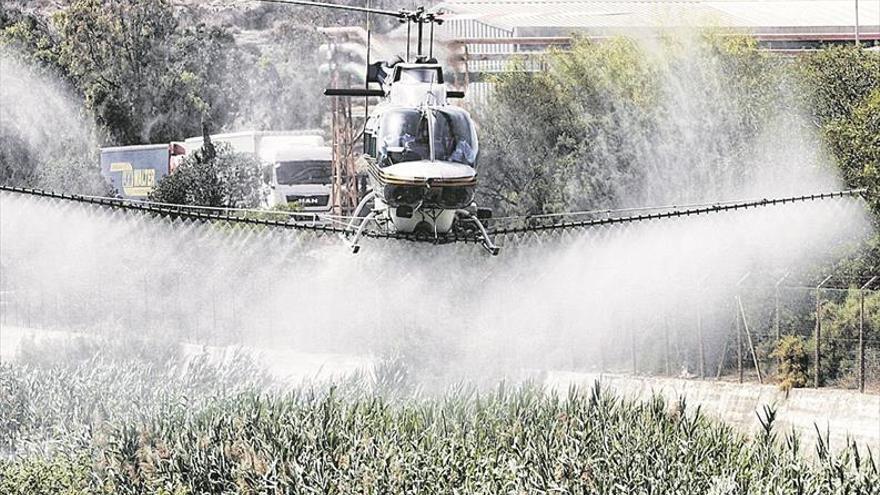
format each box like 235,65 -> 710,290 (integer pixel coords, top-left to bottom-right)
0,340 -> 877,494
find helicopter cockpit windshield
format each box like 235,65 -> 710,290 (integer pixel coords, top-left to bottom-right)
394,66 -> 443,84
378,107 -> 478,167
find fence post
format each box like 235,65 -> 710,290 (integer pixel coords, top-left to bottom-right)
737,307 -> 743,383
716,336 -> 728,380
630,319 -> 637,375
859,277 -> 877,394
814,275 -> 832,388
774,272 -> 789,371
697,308 -> 705,379
737,295 -> 763,384
736,273 -> 750,384
664,317 -> 671,376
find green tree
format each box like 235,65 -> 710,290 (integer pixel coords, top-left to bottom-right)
0,6 -> 62,71
796,45 -> 880,126
0,49 -> 109,195
477,35 -> 786,217
822,89 -> 880,211
477,63 -> 582,214
797,46 -> 880,213
797,46 -> 880,273
149,137 -> 269,208
51,0 -> 246,145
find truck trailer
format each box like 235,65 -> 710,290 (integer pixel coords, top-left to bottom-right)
100,143 -> 186,199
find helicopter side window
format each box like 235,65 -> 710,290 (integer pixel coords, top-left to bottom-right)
377,109 -> 431,167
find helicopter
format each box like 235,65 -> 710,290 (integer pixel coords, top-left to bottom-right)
261,0 -> 500,253
345,58 -> 494,254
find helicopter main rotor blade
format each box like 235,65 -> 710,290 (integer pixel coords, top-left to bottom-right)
256,0 -> 404,19
440,11 -> 631,22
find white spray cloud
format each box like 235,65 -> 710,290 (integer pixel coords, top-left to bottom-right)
0,49 -> 102,193
0,190 -> 872,388
0,32 -> 874,390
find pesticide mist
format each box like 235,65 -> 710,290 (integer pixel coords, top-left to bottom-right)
0,34 -> 875,391
0,50 -> 105,194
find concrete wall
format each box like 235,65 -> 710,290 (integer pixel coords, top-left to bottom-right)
546,371 -> 880,458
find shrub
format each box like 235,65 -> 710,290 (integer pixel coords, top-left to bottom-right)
772,335 -> 810,391
149,137 -> 270,208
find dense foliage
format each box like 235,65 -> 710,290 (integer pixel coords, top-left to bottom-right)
3,0 -> 241,145
149,138 -> 270,208
478,36 -> 784,214
478,38 -> 880,273
1,343 -> 878,494
0,0 -> 398,195
479,38 -> 876,213
1,0 -> 397,145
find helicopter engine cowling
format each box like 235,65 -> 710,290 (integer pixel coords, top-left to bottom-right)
382,201 -> 459,235
368,159 -> 477,235
383,184 -> 475,210
381,184 -> 475,235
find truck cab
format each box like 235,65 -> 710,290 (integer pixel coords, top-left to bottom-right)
266,138 -> 333,210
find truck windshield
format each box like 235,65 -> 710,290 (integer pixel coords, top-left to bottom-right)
377,108 -> 478,167
275,160 -> 331,185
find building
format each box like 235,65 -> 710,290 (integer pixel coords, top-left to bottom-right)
435,0 -> 880,100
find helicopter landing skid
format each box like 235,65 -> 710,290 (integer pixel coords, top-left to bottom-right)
348,210 -> 377,254
459,210 -> 500,256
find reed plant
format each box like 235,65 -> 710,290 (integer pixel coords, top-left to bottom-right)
0,340 -> 877,494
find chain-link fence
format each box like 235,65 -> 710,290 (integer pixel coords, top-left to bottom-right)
587,280 -> 880,393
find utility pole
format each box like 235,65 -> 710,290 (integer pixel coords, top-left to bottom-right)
854,0 -> 860,45
321,28 -> 367,215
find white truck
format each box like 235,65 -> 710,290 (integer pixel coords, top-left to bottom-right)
184,130 -> 333,212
